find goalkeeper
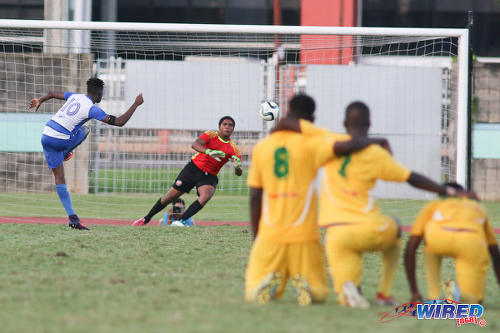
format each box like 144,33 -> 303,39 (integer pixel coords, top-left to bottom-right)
133,116 -> 242,226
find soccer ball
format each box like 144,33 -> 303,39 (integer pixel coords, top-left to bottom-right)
260,101 -> 279,121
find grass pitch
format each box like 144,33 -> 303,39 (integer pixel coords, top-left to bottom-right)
0,224 -> 499,333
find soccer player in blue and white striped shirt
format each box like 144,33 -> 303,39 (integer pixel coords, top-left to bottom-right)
29,78 -> 144,230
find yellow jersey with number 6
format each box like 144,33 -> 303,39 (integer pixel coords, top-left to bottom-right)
248,130 -> 336,243
318,144 -> 411,226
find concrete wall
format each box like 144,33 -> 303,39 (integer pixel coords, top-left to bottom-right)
0,52 -> 93,194
472,61 -> 500,200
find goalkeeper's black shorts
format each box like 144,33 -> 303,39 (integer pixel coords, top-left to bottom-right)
172,161 -> 218,194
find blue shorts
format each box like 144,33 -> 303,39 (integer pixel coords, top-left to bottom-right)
41,126 -> 89,169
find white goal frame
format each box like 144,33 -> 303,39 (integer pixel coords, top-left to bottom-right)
0,19 -> 469,185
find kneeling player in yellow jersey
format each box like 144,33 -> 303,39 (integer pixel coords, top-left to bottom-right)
316,102 -> 471,309
245,95 -> 389,306
405,182 -> 500,304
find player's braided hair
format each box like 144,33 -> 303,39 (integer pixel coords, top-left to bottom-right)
87,77 -> 104,95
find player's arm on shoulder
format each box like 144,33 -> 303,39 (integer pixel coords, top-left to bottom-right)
333,137 -> 391,156
102,93 -> 143,127
272,118 -> 333,137
404,235 -> 424,302
408,172 -> 477,199
29,92 -> 65,112
407,172 -> 457,196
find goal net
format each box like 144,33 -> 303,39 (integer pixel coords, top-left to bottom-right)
0,21 -> 468,224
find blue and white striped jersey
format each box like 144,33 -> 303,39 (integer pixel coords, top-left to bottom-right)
42,92 -> 108,140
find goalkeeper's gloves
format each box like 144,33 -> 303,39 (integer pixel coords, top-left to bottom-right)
205,148 -> 225,162
229,155 -> 241,169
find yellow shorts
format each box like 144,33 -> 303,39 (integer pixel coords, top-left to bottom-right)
325,216 -> 400,294
424,225 -> 490,302
245,239 -> 328,303
326,216 -> 399,252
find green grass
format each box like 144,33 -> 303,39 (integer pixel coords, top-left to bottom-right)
0,192 -> 250,221
89,168 -> 249,195
0,225 -> 499,333
2,191 -> 500,227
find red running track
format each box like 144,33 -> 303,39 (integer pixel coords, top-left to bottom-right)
0,216 -> 248,227
1,216 -> 499,234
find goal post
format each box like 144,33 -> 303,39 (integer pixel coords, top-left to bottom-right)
0,19 -> 469,223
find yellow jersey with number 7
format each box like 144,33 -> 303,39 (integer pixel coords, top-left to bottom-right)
318,144 -> 411,226
248,130 -> 336,243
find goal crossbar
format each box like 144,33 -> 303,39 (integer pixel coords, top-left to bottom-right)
0,19 -> 469,186
0,19 -> 467,37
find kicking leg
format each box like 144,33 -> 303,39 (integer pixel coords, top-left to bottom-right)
63,126 -> 90,161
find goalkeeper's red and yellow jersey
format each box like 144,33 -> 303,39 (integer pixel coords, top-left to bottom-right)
410,197 -> 498,246
192,131 -> 241,176
248,130 -> 336,243
318,144 -> 411,226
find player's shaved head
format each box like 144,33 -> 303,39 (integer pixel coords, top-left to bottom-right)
289,94 -> 315,122
344,101 -> 370,134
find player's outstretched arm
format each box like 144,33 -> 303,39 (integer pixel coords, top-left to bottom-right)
407,172 -> 476,198
404,235 -> 424,302
102,93 -> 144,127
29,92 -> 65,112
489,245 -> 500,288
333,137 -> 391,156
249,187 -> 262,240
407,172 -> 448,195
